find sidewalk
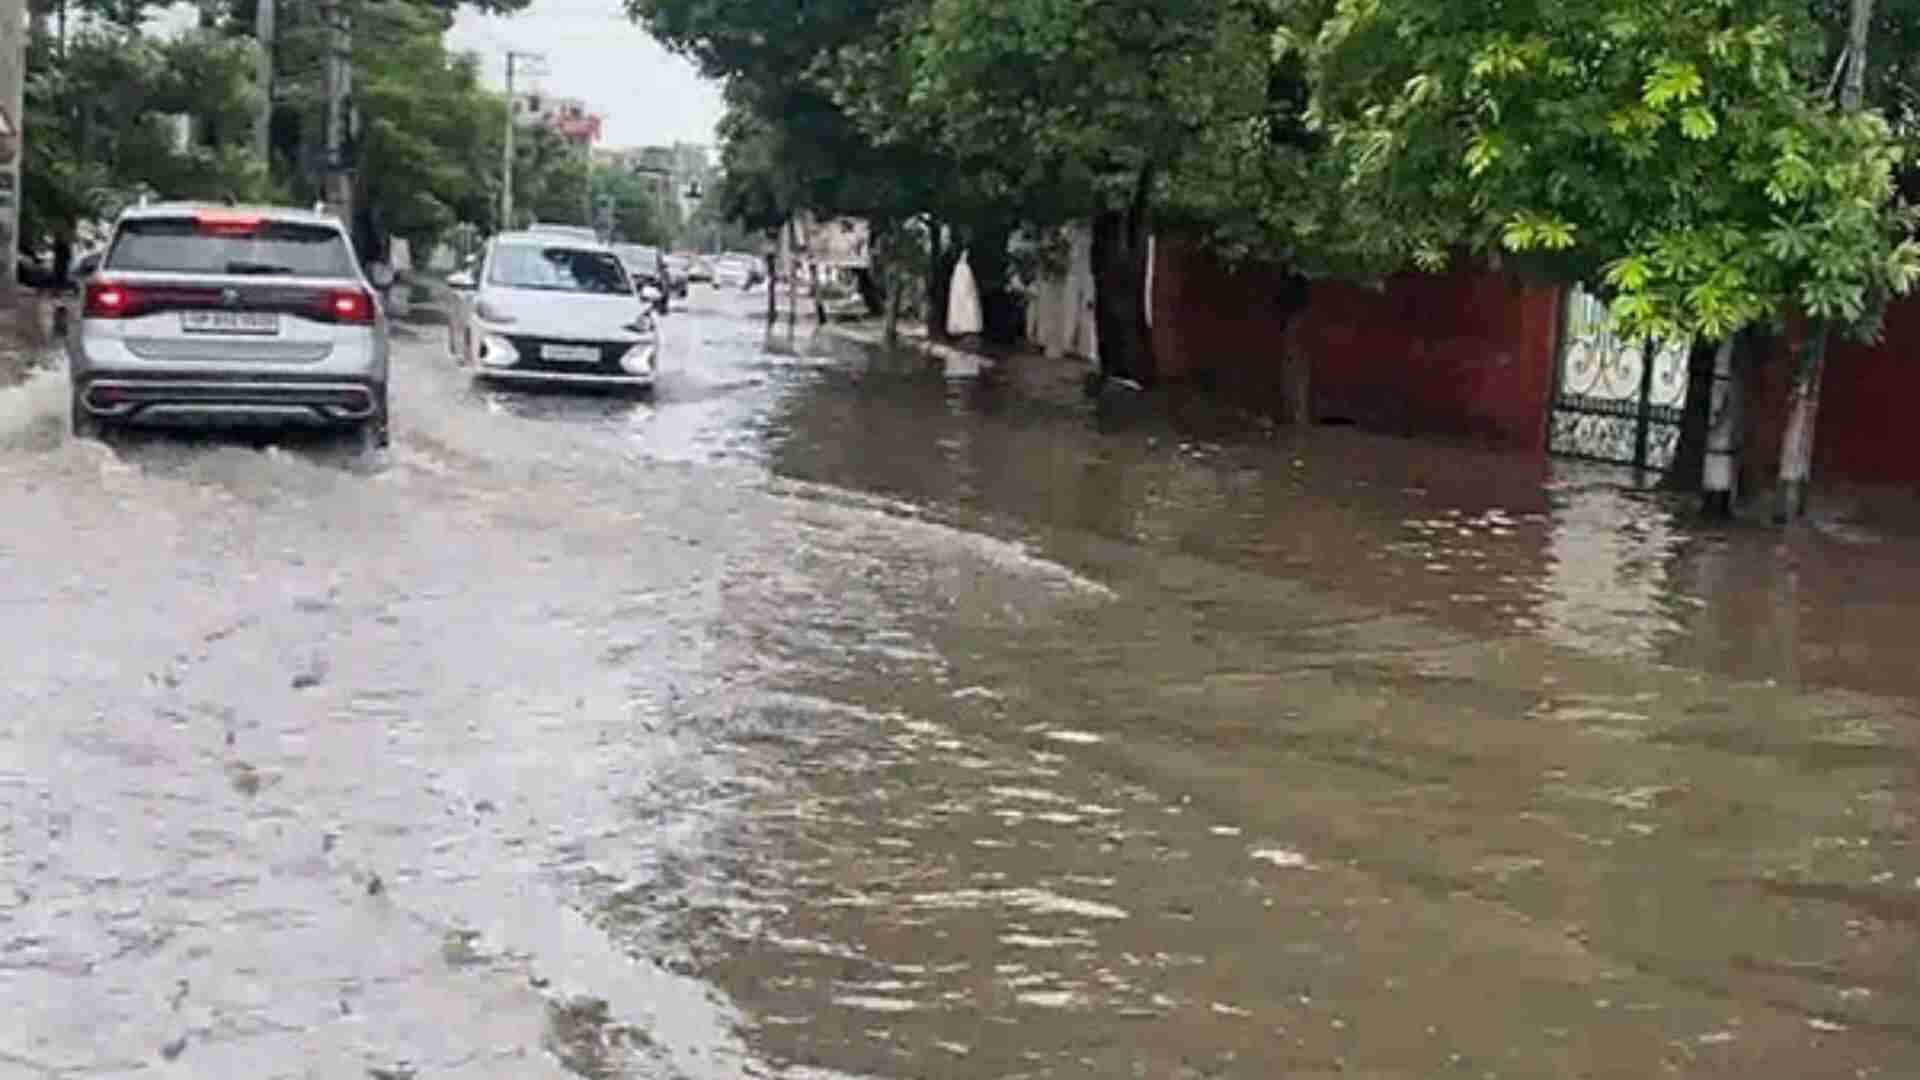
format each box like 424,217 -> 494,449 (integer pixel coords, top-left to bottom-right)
0,295 -> 57,388
824,320 -> 1101,407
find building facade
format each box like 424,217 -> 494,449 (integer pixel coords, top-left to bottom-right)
512,93 -> 602,147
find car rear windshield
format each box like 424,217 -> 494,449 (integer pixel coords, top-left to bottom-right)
616,246 -> 661,267
488,244 -> 631,295
106,217 -> 357,278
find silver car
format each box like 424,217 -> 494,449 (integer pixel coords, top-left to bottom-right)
448,232 -> 658,390
69,202 -> 390,447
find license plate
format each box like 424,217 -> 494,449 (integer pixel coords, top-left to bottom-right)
541,344 -> 601,363
181,310 -> 279,335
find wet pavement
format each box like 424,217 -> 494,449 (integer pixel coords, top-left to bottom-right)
5,288 -> 1920,1077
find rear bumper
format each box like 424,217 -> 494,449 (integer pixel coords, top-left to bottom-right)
77,373 -> 381,423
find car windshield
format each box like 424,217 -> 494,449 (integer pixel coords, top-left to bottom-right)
487,244 -> 632,294
106,217 -> 357,278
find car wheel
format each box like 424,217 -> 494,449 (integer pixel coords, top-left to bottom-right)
353,387 -> 391,453
70,387 -> 103,443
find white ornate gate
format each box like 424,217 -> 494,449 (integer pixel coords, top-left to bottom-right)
1547,287 -> 1692,470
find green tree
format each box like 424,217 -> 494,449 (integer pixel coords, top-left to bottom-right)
592,164 -> 674,246
630,0 -> 1016,333
895,0 -> 1324,381
20,25 -> 267,262
349,2 -> 507,253
1303,0 -> 1917,515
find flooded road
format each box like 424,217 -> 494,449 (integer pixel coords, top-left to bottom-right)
5,289 -> 1920,1077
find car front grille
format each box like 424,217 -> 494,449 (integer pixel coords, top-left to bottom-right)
504,336 -> 628,375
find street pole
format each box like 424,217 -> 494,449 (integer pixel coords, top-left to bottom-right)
253,0 -> 274,169
319,0 -> 353,222
499,50 -> 541,232
0,0 -> 25,304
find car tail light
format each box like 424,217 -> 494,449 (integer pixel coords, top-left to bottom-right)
84,281 -> 141,319
195,210 -> 263,235
314,287 -> 375,325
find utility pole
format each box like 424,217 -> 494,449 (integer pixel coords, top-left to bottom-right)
319,0 -> 353,222
500,50 -> 542,232
253,0 -> 274,169
0,0 -> 24,304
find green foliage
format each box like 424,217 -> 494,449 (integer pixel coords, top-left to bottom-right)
592,165 -> 676,246
348,1 -> 508,251
1304,0 -> 1918,340
20,26 -> 269,247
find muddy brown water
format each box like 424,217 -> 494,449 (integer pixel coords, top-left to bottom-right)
3,291 -> 1919,1077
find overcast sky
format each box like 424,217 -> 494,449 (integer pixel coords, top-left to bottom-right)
153,1 -> 726,151
448,1 -> 725,150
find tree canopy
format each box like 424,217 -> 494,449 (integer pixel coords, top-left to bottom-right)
1302,0 -> 1919,341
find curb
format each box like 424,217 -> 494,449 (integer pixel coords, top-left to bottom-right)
825,325 -> 995,378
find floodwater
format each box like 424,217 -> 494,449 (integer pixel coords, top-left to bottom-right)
4,290 -> 1920,1077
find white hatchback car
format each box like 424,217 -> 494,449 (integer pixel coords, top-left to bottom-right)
69,202 -> 389,446
448,232 -> 658,390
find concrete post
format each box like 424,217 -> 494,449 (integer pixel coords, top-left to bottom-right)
0,0 -> 26,304
254,0 -> 275,169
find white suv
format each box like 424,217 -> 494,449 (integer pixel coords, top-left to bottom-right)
69,203 -> 390,447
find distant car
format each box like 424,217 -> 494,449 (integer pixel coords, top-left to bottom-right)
446,230 -> 657,392
68,202 -> 390,448
714,255 -> 765,290
614,244 -> 671,313
685,256 -> 715,285
712,257 -> 756,290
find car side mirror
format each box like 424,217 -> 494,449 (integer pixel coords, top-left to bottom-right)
446,271 -> 476,290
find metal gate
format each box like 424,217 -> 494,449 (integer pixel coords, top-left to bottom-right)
1547,287 -> 1692,471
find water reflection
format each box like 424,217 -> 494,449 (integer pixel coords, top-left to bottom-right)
639,330 -> 1920,1075
766,338 -> 1920,702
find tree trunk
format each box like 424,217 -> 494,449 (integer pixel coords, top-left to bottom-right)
1088,164 -> 1157,385
853,267 -> 884,317
763,238 -> 778,326
883,262 -> 904,350
1701,334 -> 1742,518
1775,330 -> 1826,522
1274,275 -> 1312,423
1777,0 -> 1874,521
926,220 -> 960,342
785,218 -> 798,335
966,221 -> 1021,346
1662,340 -> 1719,492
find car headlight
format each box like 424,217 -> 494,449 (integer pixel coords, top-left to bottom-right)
620,343 -> 657,375
474,300 -> 516,324
478,334 -> 518,367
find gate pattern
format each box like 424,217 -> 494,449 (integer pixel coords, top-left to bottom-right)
1547,287 -> 1692,470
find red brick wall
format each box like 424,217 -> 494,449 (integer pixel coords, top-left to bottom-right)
1808,303 -> 1920,485
1741,301 -> 1920,492
1152,239 -> 1562,450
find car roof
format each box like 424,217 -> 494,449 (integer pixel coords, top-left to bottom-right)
493,230 -> 613,252
118,202 -> 344,228
524,224 -> 601,240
